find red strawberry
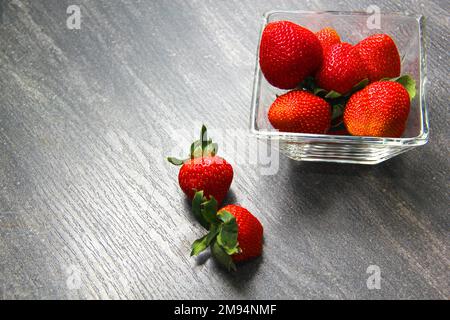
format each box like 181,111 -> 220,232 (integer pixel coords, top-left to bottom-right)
178,156 -> 233,205
168,126 -> 233,205
315,27 -> 341,52
191,192 -> 263,270
220,205 -> 263,263
344,81 -> 410,137
268,90 -> 331,134
259,20 -> 323,89
315,42 -> 367,94
355,34 -> 401,82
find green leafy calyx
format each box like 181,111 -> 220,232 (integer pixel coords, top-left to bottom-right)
382,75 -> 416,101
190,191 -> 240,271
167,125 -> 218,165
300,77 -> 370,100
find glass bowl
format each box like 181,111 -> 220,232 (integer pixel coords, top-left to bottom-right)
250,10 -> 429,164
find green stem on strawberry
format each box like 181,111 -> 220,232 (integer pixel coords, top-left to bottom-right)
301,75 -> 415,102
331,103 -> 345,128
300,76 -> 370,99
191,191 -> 209,229
190,191 -> 241,271
211,240 -> 237,272
167,125 -> 218,165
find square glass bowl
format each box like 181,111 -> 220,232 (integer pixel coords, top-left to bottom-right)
250,10 -> 429,164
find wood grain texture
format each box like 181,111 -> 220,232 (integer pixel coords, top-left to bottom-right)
0,0 -> 448,299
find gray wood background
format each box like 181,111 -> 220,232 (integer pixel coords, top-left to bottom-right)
0,0 -> 448,299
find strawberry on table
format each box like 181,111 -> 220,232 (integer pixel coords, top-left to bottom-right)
315,42 -> 368,95
268,90 -> 331,134
259,20 -> 323,89
220,205 -> 263,263
344,81 -> 411,137
168,126 -> 233,205
190,192 -> 263,270
355,34 -> 401,82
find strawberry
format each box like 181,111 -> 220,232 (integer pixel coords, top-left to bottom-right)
315,27 -> 341,52
268,90 -> 331,134
344,81 -> 411,137
178,156 -> 233,205
315,42 -> 367,94
168,126 -> 233,205
259,20 -> 323,89
355,34 -> 401,82
190,192 -> 263,270
220,205 -> 263,263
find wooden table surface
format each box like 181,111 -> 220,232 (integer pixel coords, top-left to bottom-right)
0,0 -> 448,299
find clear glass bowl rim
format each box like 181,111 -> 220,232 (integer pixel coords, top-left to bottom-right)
249,10 -> 429,147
